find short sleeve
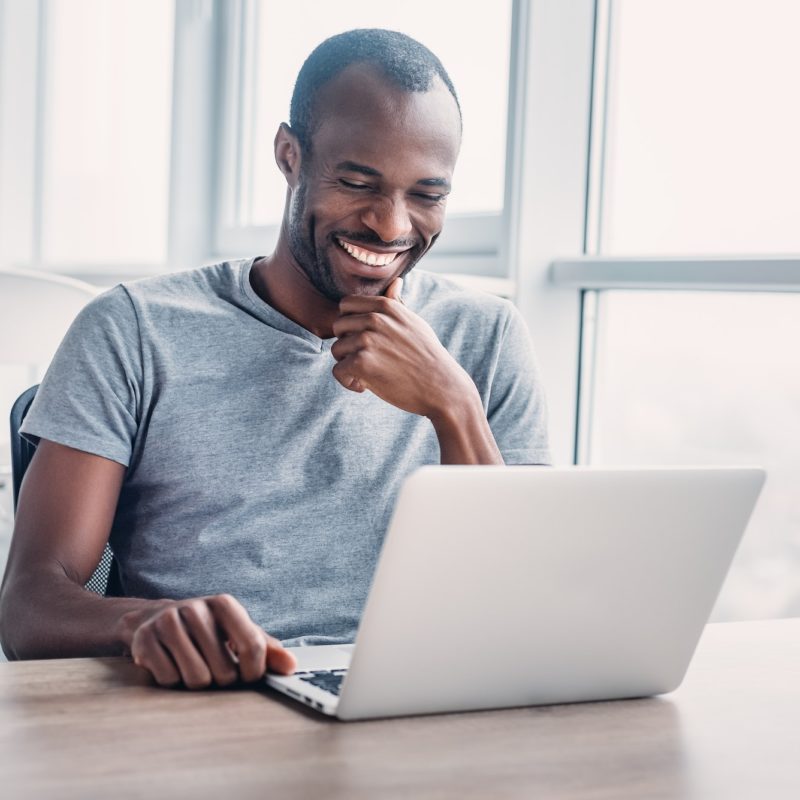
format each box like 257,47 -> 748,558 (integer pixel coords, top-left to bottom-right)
19,285 -> 142,467
486,303 -> 552,465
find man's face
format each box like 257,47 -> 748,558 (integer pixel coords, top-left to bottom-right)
284,65 -> 461,301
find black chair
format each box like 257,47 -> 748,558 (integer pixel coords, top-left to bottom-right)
9,385 -> 117,595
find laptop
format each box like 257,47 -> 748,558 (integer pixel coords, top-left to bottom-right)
266,465 -> 765,720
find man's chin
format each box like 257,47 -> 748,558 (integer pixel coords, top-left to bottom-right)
347,278 -> 393,297
327,266 -> 401,299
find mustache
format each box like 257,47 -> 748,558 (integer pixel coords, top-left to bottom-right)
332,231 -> 418,249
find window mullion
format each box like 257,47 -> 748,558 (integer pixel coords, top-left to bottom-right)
551,256 -> 800,292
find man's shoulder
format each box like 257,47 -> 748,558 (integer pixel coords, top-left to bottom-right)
118,258 -> 249,309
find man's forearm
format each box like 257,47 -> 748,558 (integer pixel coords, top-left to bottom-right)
0,568 -> 170,660
429,390 -> 504,466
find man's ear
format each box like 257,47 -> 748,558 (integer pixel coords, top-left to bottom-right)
274,123 -> 303,187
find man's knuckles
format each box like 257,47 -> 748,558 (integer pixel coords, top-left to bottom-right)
151,606 -> 183,637
214,667 -> 239,687
148,664 -> 181,688
177,600 -> 211,627
176,664 -> 212,690
207,592 -> 239,611
363,311 -> 388,330
235,629 -> 268,662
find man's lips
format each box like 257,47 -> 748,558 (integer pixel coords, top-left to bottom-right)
335,236 -> 413,267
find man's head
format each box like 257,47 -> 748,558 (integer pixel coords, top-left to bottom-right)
274,29 -> 462,301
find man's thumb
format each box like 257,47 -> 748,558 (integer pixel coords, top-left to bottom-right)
385,277 -> 403,301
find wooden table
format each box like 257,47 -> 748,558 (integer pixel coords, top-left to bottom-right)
2,619 -> 799,799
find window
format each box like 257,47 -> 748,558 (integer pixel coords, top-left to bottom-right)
217,0 -> 514,272
41,0 -> 174,265
571,0 -> 800,620
600,0 -> 800,255
586,291 -> 800,620
2,0 -> 796,622
0,0 -> 175,270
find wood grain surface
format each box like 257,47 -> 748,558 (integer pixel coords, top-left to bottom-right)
1,619 -> 799,799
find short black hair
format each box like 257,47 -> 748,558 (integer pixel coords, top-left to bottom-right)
289,28 -> 461,154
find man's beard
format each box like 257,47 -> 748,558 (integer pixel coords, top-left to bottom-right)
286,181 -> 343,301
286,180 -> 422,302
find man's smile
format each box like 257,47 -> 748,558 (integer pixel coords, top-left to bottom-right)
335,236 -> 412,267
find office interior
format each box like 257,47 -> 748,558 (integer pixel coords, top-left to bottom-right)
1,0 -> 799,659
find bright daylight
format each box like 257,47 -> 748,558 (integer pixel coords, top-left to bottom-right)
0,1 -> 798,797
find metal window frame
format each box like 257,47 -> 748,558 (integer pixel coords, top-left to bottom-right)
552,256 -> 800,293
511,0 -> 599,465
6,0 -> 795,469
211,0 -> 521,278
0,0 -> 218,278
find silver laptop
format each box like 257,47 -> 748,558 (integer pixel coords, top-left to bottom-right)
266,465 -> 765,720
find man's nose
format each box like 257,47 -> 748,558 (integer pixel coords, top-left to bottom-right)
361,196 -> 413,243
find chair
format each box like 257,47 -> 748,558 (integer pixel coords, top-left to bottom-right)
0,268 -> 101,365
0,267 -> 101,490
2,269 -> 117,596
9,385 -> 118,596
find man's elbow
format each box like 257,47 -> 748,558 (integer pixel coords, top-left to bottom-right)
0,580 -> 27,660
0,571 -> 57,660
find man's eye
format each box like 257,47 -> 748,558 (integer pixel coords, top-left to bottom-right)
339,179 -> 371,190
415,192 -> 448,204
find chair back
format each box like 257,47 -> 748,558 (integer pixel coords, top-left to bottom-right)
1,268 -> 99,505
2,271 -> 116,594
9,385 -> 39,512
9,387 -> 118,596
0,268 -> 99,364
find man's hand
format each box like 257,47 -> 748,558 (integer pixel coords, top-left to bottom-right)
121,594 -> 297,689
331,278 -> 477,419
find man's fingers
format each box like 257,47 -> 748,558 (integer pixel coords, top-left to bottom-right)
266,635 -> 298,675
339,292 -> 402,316
131,629 -> 181,687
178,602 -> 239,687
332,358 -> 367,393
151,607 -> 213,689
331,332 -> 372,362
206,594 -> 269,682
385,277 -> 403,301
331,312 -> 387,338
129,595 -> 289,689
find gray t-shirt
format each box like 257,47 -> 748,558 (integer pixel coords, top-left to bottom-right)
21,258 -> 550,645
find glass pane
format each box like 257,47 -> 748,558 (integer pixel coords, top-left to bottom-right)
247,0 -> 512,226
41,0 -> 174,264
601,0 -> 800,255
588,291 -> 800,621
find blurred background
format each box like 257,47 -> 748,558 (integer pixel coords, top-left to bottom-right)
1,0 -> 799,624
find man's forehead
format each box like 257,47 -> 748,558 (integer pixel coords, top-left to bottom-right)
310,64 -> 461,144
308,64 -> 461,174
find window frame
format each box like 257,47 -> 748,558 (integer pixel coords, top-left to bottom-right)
212,0 -> 521,280
0,0 -> 218,281
4,0 -> 796,467
548,0 -> 800,464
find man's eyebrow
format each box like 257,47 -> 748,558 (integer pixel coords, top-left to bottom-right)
416,177 -> 451,190
336,161 -> 451,190
336,161 -> 381,177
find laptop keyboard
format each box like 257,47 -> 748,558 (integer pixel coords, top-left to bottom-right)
296,670 -> 347,696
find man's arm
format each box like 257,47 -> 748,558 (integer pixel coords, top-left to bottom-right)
330,279 -> 503,465
0,440 -> 295,686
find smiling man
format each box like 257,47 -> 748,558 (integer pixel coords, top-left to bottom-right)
0,30 -> 550,687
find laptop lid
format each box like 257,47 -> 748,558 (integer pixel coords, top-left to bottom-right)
336,465 -> 765,720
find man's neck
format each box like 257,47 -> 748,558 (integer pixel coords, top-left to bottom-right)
250,240 -> 339,339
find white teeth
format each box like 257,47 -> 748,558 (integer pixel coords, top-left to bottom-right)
337,238 -> 399,267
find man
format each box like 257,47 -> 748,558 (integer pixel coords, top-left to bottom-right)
0,30 -> 550,687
